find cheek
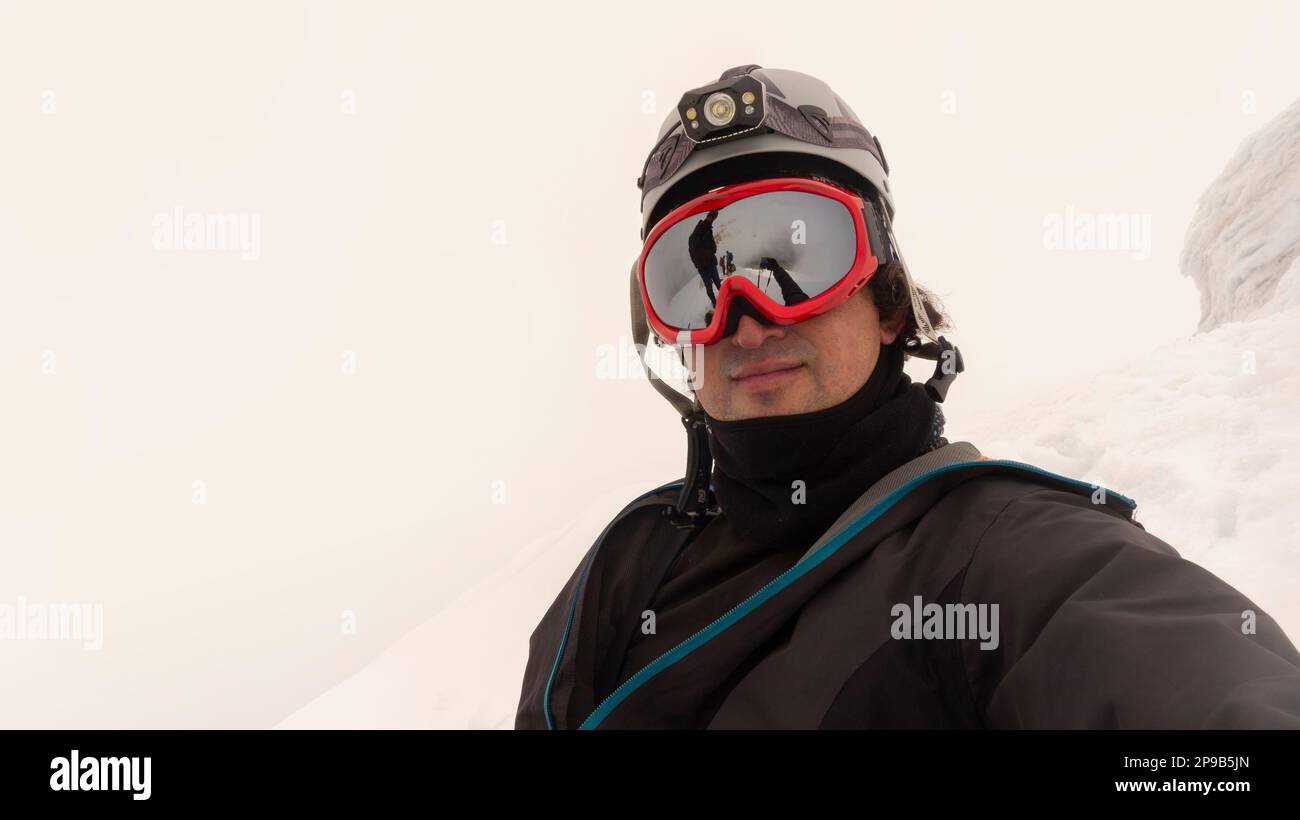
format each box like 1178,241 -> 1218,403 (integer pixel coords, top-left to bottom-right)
804,308 -> 880,387
695,347 -> 727,400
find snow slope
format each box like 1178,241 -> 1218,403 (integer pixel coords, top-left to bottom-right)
963,304 -> 1300,638
1181,97 -> 1300,331
279,101 -> 1300,730
276,481 -> 667,729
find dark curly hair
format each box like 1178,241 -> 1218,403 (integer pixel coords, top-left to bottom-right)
864,256 -> 953,358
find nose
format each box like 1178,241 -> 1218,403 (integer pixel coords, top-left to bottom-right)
731,313 -> 785,349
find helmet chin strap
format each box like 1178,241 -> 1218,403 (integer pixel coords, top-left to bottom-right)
629,260 -> 718,526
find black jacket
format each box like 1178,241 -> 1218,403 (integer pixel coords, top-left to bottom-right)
515,442 -> 1300,728
687,217 -> 718,270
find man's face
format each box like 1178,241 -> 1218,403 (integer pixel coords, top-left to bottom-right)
694,287 -> 905,421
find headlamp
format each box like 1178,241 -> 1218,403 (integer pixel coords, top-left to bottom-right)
676,74 -> 767,143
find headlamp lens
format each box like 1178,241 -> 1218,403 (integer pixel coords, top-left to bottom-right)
704,92 -> 736,127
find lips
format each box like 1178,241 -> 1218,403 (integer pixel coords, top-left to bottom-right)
730,360 -> 805,390
730,359 -> 804,380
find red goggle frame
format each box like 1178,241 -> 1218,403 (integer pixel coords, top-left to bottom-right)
637,176 -> 883,347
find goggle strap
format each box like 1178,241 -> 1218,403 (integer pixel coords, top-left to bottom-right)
879,207 -> 941,347
863,198 -> 893,268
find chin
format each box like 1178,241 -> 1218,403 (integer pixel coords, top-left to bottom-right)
731,391 -> 816,420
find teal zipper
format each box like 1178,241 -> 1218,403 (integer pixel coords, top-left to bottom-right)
573,458 -> 1135,729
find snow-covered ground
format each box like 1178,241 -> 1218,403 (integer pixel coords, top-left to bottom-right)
277,481 -> 660,729
279,100 -> 1300,730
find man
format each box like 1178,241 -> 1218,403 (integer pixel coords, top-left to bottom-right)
515,65 -> 1300,729
687,209 -> 723,305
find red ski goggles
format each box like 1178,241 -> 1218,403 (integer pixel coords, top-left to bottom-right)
637,177 -> 890,346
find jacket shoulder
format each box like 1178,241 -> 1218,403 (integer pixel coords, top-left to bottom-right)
934,456 -> 1140,526
946,466 -> 1300,728
547,478 -> 681,599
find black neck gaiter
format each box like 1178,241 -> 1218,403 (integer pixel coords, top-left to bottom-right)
704,342 -> 944,550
